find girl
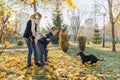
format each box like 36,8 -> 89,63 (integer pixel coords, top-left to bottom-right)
23,12 -> 43,67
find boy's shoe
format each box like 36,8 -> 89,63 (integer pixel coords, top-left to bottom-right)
41,61 -> 45,65
35,62 -> 40,65
45,60 -> 51,62
27,64 -> 33,67
35,63 -> 43,67
44,62 -> 49,65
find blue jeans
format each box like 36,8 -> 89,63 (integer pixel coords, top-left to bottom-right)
26,39 -> 38,65
38,42 -> 48,62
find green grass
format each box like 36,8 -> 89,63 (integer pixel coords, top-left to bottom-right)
67,43 -> 120,80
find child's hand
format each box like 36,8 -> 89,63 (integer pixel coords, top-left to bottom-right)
34,39 -> 38,43
46,48 -> 49,50
46,38 -> 50,41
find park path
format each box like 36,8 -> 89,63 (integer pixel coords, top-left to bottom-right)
3,45 -> 78,51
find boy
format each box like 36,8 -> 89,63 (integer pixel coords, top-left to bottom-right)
38,27 -> 58,65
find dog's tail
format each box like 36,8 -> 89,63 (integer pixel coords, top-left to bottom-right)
98,58 -> 104,61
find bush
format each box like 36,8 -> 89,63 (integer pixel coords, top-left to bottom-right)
17,39 -> 24,46
92,28 -> 102,44
86,38 -> 90,45
59,30 -> 70,52
77,36 -> 87,51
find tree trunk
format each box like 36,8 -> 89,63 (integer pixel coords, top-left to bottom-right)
108,0 -> 116,52
32,2 -> 41,60
0,23 -> 3,42
73,37 -> 76,43
111,22 -> 116,52
73,35 -> 77,43
33,2 -> 37,12
0,30 -> 3,42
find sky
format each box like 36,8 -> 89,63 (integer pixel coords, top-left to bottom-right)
39,0 -> 109,29
5,0 -> 109,29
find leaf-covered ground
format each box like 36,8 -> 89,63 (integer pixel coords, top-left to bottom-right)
0,44 -> 120,80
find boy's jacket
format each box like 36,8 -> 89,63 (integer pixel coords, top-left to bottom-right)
38,32 -> 53,45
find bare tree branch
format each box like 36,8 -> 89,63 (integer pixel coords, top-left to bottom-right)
111,0 -> 113,5
3,15 -> 10,24
102,5 -> 109,14
98,0 -> 109,14
114,13 -> 120,23
113,3 -> 120,11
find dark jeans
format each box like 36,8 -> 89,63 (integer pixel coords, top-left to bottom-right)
26,39 -> 38,65
38,42 -> 48,63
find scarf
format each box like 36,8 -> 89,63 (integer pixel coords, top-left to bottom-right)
31,19 -> 43,40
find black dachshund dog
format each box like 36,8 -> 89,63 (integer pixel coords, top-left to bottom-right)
77,52 -> 103,65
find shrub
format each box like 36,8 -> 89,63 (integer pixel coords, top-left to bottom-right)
86,39 -> 90,45
17,39 -> 24,46
59,30 -> 70,52
77,36 -> 87,51
92,28 -> 102,44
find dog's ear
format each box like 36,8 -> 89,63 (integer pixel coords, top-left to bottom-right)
76,53 -> 80,56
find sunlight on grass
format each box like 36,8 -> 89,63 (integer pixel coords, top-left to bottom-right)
87,42 -> 120,52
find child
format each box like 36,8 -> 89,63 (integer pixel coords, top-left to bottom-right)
23,12 -> 43,67
38,27 -> 58,65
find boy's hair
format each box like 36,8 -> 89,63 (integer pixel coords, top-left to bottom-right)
51,27 -> 58,31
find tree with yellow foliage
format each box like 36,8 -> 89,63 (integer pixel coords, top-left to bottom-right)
0,0 -> 18,54
0,41 -> 10,54
19,0 -> 76,12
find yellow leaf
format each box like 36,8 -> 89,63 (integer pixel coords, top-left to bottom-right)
15,70 -> 25,75
48,63 -> 54,67
74,72 -> 79,77
12,30 -> 17,34
29,0 -> 35,3
73,77 -> 79,80
72,5 -> 76,9
53,65 -> 57,69
0,10 -> 4,16
25,75 -> 32,80
15,22 -> 19,27
46,74 -> 51,79
43,0 -> 47,6
86,75 -> 98,80
111,74 -> 117,78
34,69 -> 39,75
30,66 -> 35,70
0,72 -> 7,78
4,41 -> 10,46
8,22 -> 14,30
50,1 -> 56,6
67,73 -> 74,78
54,10 -> 58,15
9,62 -> 16,67
17,75 -> 25,80
65,0 -> 76,9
